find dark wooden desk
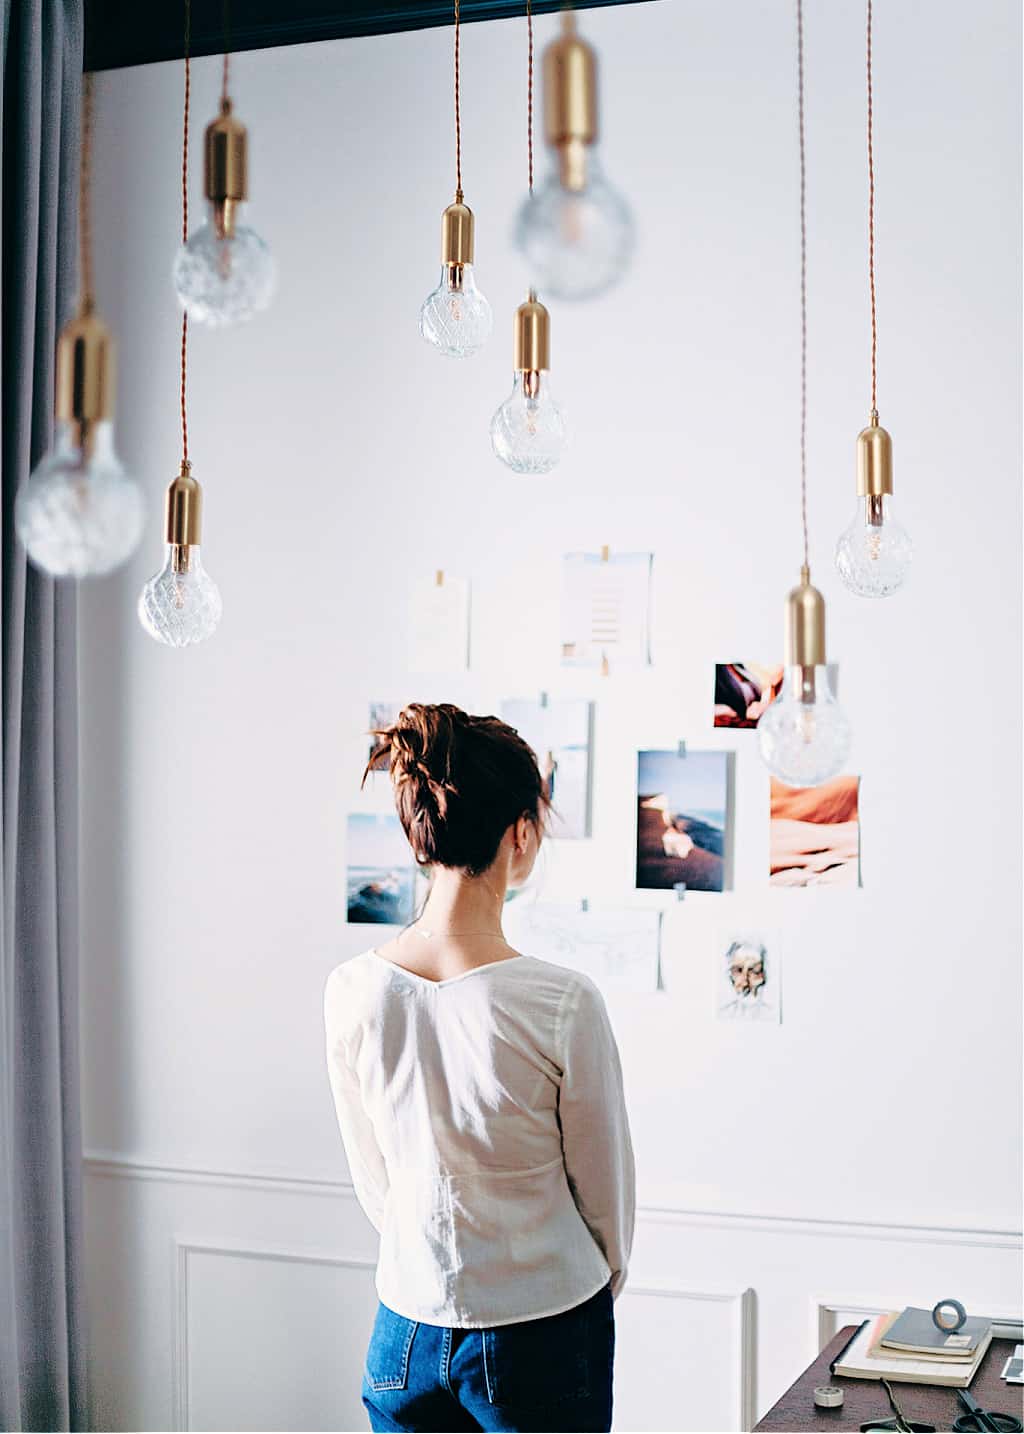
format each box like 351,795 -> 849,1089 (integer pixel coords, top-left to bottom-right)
755,1323 -> 1023,1432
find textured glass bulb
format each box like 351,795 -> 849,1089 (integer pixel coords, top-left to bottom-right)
835,494 -> 912,597
490,373 -> 568,475
138,544 -> 222,647
515,152 -> 633,301
173,203 -> 275,327
15,420 -> 144,578
420,264 -> 492,357
758,666 -> 851,788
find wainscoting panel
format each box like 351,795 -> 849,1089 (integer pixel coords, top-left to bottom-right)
177,1244 -> 376,1431
83,1157 -> 1022,1433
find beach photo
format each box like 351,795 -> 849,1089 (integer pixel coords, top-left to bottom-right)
502,697 -> 593,839
636,749 -> 730,892
769,776 -> 860,887
716,931 -> 782,1023
346,813 -> 417,924
366,701 -> 400,771
714,662 -> 784,728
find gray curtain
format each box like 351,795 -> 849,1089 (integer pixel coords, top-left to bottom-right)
1,1 -> 85,1429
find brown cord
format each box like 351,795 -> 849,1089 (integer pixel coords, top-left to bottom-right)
221,0 -> 231,107
867,0 -> 878,418
526,0 -> 534,193
79,71 -> 95,313
453,0 -> 462,199
180,0 -> 191,467
796,0 -> 809,572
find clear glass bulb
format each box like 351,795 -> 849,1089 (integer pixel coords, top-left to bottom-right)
419,264 -> 493,357
835,494 -> 912,597
137,544 -> 223,647
173,203 -> 276,326
490,372 -> 568,475
515,150 -> 633,301
758,666 -> 852,788
15,420 -> 145,578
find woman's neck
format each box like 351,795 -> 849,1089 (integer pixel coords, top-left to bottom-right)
417,865 -> 506,937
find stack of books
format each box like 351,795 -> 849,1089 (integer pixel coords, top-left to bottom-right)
833,1307 -> 994,1388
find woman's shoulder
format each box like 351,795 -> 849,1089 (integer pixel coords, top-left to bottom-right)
324,949 -> 383,1011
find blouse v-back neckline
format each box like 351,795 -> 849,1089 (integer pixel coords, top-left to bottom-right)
370,949 -> 528,988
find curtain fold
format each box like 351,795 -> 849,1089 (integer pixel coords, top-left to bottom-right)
1,1 -> 85,1428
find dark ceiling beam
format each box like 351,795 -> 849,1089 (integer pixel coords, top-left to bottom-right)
85,0 -> 649,73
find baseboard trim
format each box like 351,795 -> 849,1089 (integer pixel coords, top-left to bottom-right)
83,1151 -> 1022,1251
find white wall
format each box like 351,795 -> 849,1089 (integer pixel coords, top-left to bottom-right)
80,1 -> 1022,1428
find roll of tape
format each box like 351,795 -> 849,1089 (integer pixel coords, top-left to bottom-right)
932,1298 -> 967,1333
814,1384 -> 845,1409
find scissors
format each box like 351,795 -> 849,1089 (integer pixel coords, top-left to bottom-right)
952,1388 -> 1023,1433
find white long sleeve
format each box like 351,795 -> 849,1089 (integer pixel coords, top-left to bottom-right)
323,950 -> 631,1327
324,980 -> 390,1232
557,974 -> 636,1299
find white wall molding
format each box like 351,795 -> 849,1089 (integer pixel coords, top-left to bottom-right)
173,1239 -> 377,1431
625,1282 -> 756,1432
84,1153 -> 1024,1252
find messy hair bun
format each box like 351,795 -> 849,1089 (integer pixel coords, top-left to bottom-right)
364,703 -> 546,876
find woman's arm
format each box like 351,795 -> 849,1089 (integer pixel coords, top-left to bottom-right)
324,973 -> 390,1233
557,975 -> 636,1299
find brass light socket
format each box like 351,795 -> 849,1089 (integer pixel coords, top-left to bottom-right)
205,101 -> 248,238
856,417 -> 893,497
514,294 -> 550,373
441,199 -> 474,267
55,309 -> 116,440
544,17 -> 597,179
544,17 -> 597,192
784,566 -> 827,669
165,462 -> 203,548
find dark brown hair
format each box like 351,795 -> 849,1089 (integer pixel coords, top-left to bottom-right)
363,703 -> 547,877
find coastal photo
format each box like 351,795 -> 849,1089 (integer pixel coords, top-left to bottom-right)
636,749 -> 730,892
716,930 -> 782,1023
366,700 -> 399,771
346,813 -> 417,924
502,698 -> 594,839
769,776 -> 860,887
713,662 -> 784,728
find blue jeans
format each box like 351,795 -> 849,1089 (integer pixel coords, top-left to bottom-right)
361,1281 -> 615,1432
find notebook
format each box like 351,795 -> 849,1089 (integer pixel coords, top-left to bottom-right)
834,1313 -> 993,1387
880,1306 -> 990,1357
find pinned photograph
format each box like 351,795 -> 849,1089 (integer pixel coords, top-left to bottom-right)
769,776 -> 860,887
636,749 -> 730,892
716,931 -> 782,1023
367,701 -> 399,770
501,697 -> 593,839
561,550 -> 652,672
346,813 -> 417,924
409,572 -> 470,673
714,663 -> 784,729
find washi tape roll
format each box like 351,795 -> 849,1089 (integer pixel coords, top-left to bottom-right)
932,1298 -> 967,1333
814,1385 -> 845,1409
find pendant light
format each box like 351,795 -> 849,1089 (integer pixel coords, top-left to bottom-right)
139,13 -> 223,647
173,23 -> 275,326
834,0 -> 912,597
491,0 -> 568,475
15,73 -> 145,578
758,0 -> 851,789
419,0 -> 493,357
514,12 -> 633,301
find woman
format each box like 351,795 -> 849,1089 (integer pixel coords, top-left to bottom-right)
325,703 -> 635,1434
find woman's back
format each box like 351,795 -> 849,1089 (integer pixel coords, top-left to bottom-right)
325,947 -> 633,1328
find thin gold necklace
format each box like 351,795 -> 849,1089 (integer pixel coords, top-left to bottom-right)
413,927 -> 504,940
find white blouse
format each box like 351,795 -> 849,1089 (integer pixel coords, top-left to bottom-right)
324,948 -> 635,1329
